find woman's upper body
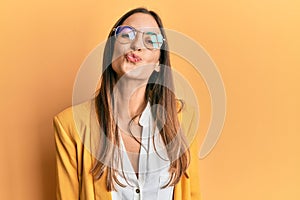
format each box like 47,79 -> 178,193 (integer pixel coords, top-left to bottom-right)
54,7 -> 201,200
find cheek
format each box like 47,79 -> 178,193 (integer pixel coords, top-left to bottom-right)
112,43 -> 128,61
144,50 -> 160,63
112,43 -> 129,72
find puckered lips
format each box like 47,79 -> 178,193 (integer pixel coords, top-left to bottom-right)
125,52 -> 142,63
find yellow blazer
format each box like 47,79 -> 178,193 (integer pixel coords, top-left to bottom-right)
53,100 -> 201,200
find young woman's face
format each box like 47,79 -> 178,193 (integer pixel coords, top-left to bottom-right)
112,13 -> 161,80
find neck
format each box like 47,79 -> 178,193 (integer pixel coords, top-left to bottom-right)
114,75 -> 148,130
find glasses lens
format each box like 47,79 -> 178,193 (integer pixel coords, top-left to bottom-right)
115,26 -> 135,44
143,32 -> 164,49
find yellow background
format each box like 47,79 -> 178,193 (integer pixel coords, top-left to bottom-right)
1,0 -> 299,199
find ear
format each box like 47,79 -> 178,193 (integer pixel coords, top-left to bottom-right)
154,61 -> 160,72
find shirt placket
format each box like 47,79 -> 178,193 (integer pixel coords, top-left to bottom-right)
135,110 -> 151,200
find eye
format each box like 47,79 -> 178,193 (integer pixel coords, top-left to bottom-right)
144,38 -> 154,45
120,31 -> 135,40
144,33 -> 157,44
120,33 -> 130,38
115,26 -> 136,43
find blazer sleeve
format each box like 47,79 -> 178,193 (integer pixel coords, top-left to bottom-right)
53,114 -> 79,200
189,129 -> 201,199
186,106 -> 202,199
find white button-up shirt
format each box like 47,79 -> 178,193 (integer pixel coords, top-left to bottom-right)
112,103 -> 174,200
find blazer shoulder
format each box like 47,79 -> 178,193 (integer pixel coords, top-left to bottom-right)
54,100 -> 94,130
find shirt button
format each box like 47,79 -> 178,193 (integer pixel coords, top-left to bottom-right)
135,188 -> 140,193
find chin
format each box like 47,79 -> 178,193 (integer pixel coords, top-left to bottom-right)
124,66 -> 154,81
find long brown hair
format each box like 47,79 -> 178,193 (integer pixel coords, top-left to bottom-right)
91,7 -> 190,191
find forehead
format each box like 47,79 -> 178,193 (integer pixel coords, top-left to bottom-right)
122,13 -> 159,29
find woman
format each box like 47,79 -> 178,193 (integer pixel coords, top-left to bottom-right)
54,7 -> 201,200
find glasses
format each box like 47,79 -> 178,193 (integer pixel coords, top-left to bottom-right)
113,25 -> 165,50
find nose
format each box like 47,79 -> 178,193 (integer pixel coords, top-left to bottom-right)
130,32 -> 144,51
